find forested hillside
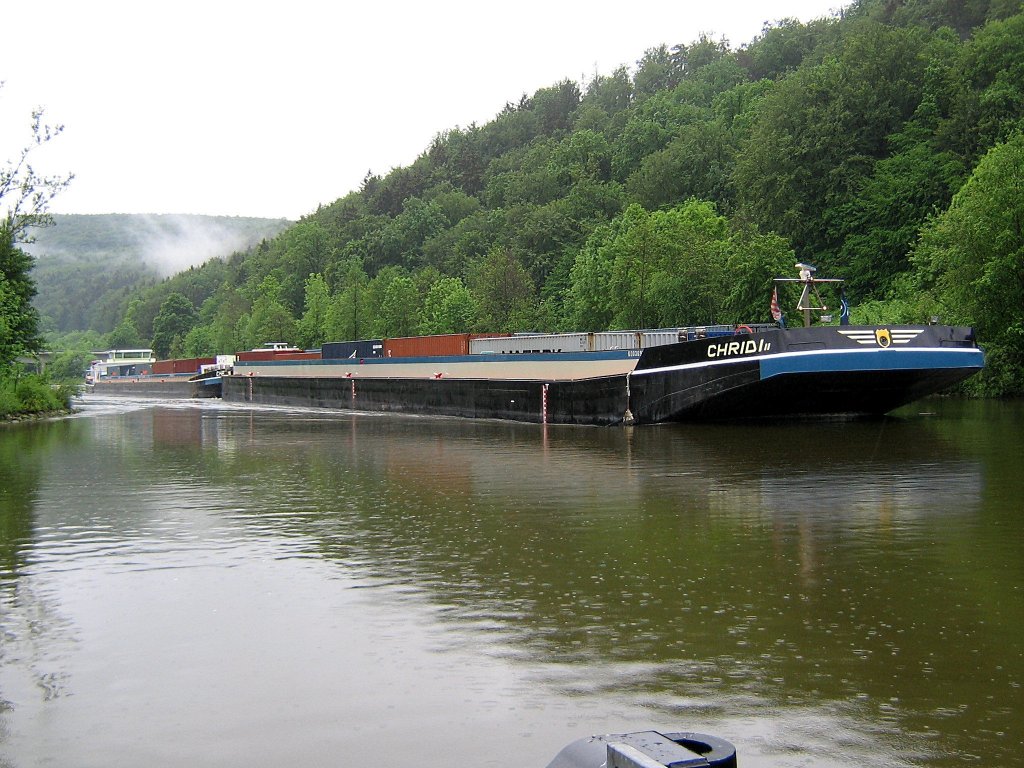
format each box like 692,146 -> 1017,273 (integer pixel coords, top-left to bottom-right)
29,214 -> 290,334
86,0 -> 1024,394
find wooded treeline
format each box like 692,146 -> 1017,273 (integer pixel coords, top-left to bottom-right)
63,0 -> 1024,394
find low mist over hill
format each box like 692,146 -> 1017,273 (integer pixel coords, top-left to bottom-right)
28,214 -> 291,334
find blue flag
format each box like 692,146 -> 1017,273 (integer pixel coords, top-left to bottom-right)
840,289 -> 850,325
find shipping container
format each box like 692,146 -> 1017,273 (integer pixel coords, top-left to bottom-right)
152,357 -> 215,374
236,348 -> 304,362
641,330 -> 683,347
384,333 -> 472,358
274,351 -> 321,361
321,340 -> 384,360
469,333 -> 511,341
592,332 -> 642,351
470,333 -> 590,355
183,356 -> 215,373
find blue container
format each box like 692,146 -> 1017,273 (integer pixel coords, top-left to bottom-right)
321,340 -> 384,360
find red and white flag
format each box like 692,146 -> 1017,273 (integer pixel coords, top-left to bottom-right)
770,286 -> 783,321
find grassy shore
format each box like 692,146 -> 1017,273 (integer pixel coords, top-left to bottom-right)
0,374 -> 78,420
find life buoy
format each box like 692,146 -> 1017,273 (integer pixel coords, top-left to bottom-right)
736,324 -> 754,334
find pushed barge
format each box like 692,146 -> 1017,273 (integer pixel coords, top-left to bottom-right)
221,322 -> 982,425
221,270 -> 983,425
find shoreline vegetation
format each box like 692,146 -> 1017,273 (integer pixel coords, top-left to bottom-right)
0,374 -> 78,421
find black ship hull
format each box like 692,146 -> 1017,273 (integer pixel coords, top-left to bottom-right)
221,325 -> 983,425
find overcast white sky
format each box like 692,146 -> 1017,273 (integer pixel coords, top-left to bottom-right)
2,0 -> 843,221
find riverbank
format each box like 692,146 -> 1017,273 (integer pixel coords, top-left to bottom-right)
2,406 -> 75,423
0,374 -> 78,421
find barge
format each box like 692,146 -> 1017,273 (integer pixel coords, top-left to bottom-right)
87,350 -> 229,399
91,270 -> 985,425
220,269 -> 983,424
220,322 -> 982,425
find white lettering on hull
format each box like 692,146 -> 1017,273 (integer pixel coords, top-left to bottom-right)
707,338 -> 772,359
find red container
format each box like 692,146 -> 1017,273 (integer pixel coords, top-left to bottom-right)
469,333 -> 511,341
153,357 -> 215,374
275,351 -> 321,361
384,334 -> 471,358
236,350 -> 277,362
236,348 -> 305,362
178,357 -> 214,373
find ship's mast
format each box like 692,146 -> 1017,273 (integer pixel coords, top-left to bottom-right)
774,263 -> 844,328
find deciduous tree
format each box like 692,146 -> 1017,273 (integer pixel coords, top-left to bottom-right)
151,292 -> 197,358
1,95 -> 72,366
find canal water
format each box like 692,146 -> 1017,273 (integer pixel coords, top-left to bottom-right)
0,394 -> 1021,768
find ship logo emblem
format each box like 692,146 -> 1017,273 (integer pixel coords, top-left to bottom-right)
838,328 -> 924,347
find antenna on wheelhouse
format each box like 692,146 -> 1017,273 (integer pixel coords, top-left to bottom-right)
774,263 -> 845,328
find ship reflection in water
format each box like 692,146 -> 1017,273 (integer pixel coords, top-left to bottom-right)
0,395 -> 1019,768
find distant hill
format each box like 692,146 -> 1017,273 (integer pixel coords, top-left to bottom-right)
27,214 -> 291,333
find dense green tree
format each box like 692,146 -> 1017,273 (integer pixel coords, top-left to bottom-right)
48,328 -> 104,353
954,13 -> 1024,153
377,275 -> 421,338
420,212 -> 493,275
203,283 -> 250,354
423,184 -> 481,226
242,276 -> 297,349
582,66 -> 633,120
615,200 -> 731,328
47,349 -> 94,381
721,229 -> 796,322
737,18 -> 839,81
530,80 -> 582,136
611,92 -> 705,180
625,120 -> 735,210
0,231 -> 41,364
633,45 -> 682,100
468,248 -> 536,332
567,221 -> 619,330
325,260 -> 370,341
183,324 -> 217,357
277,221 -> 333,311
151,292 -> 198,358
483,140 -> 563,209
296,273 -> 331,348
427,128 -> 489,197
910,131 -> 1024,393
866,0 -> 1001,37
106,315 -> 145,349
570,200 -> 758,329
420,277 -> 477,334
733,20 -> 929,263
